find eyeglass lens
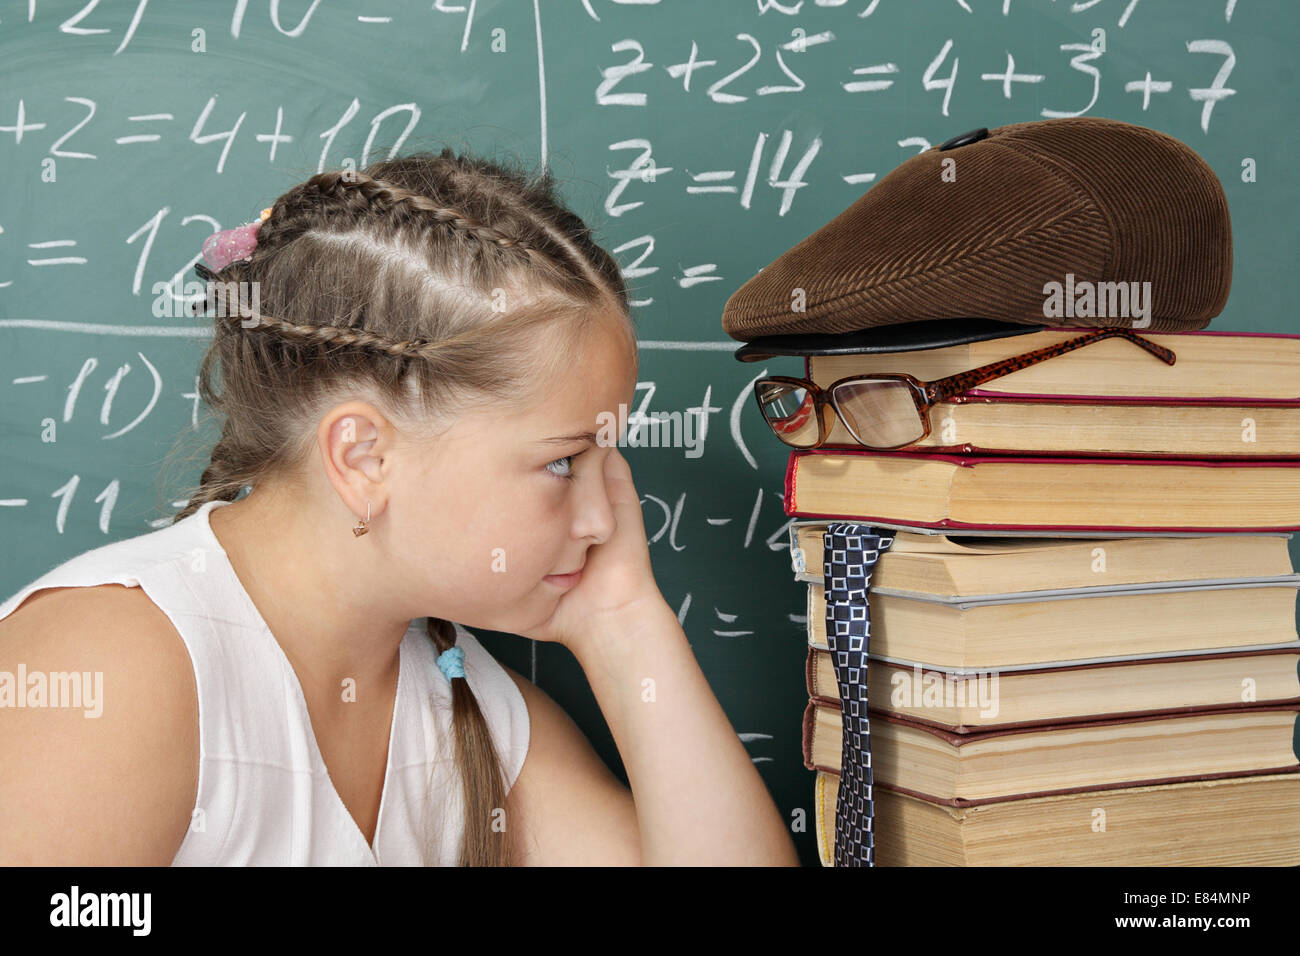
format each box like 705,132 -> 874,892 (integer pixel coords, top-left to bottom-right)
755,382 -> 822,447
757,379 -> 925,449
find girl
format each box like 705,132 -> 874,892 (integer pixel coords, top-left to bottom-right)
0,150 -> 797,866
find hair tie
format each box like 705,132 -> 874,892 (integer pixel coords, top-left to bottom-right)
201,206 -> 273,272
437,646 -> 465,682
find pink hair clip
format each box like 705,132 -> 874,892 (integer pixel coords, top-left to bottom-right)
200,206 -> 273,272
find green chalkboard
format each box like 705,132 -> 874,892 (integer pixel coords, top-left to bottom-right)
1,1 -> 1296,867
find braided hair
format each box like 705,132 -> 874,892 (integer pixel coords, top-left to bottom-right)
167,149 -> 636,866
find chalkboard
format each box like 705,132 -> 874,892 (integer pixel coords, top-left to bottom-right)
1,1 -> 1296,867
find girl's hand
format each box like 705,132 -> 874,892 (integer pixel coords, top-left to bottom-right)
515,448 -> 670,651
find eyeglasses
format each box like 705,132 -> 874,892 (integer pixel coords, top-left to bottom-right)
753,327 -> 1177,451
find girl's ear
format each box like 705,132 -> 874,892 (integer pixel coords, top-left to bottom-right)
318,401 -> 393,509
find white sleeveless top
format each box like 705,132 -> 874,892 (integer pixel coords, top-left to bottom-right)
0,498 -> 530,866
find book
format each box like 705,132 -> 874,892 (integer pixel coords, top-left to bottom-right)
801,397 -> 1300,457
808,329 -> 1300,401
802,330 -> 1300,457
803,578 -> 1300,668
802,701 -> 1300,803
785,450 -> 1300,531
789,524 -> 1296,595
814,770 -> 1300,866
806,647 -> 1300,730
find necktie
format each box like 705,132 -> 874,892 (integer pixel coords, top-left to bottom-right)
822,523 -> 894,867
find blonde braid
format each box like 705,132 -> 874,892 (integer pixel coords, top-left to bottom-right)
219,292 -> 557,364
300,169 -> 545,261
219,167 -> 575,359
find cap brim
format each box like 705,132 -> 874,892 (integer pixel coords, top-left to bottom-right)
731,318 -> 1047,362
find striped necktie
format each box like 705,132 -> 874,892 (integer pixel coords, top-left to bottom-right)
822,523 -> 894,867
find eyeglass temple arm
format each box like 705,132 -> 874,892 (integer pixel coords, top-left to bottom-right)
921,328 -> 1177,403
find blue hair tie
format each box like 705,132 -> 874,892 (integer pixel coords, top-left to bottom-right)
437,646 -> 465,681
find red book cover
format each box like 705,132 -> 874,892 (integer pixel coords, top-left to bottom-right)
784,449 -> 1300,532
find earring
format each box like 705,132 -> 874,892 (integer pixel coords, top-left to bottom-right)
352,499 -> 371,537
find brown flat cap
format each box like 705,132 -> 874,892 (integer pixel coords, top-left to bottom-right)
721,117 -> 1232,344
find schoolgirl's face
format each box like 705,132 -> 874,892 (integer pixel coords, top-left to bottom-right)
387,316 -> 638,636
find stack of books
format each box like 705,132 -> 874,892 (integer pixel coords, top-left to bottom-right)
779,329 -> 1300,865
